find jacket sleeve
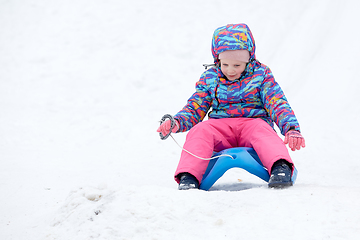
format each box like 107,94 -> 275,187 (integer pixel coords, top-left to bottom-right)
174,72 -> 213,132
260,67 -> 300,135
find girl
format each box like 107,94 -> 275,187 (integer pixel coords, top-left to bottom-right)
157,24 -> 305,189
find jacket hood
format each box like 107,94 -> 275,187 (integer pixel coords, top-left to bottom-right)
211,24 -> 256,64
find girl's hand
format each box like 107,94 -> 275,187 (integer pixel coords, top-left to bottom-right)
157,119 -> 179,136
284,130 -> 305,151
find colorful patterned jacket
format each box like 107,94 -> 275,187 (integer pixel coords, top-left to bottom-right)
174,24 -> 300,136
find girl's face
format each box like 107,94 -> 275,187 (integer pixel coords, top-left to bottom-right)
220,59 -> 247,81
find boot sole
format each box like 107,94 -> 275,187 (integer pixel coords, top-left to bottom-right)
268,181 -> 293,189
178,183 -> 198,190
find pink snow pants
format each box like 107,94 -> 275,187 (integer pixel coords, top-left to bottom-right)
174,118 -> 293,184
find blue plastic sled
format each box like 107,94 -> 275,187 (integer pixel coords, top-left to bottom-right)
199,147 -> 298,191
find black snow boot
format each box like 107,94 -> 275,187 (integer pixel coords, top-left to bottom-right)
178,173 -> 199,190
268,160 -> 293,189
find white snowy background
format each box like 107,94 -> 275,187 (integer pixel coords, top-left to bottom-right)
1,0 -> 360,239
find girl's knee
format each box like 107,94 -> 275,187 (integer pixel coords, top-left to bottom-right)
188,120 -> 215,135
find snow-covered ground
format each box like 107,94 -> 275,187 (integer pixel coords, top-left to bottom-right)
1,0 -> 360,239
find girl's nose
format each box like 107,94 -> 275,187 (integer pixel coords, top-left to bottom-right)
228,67 -> 236,73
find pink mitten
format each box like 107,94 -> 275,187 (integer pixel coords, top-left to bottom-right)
157,119 -> 179,137
284,130 -> 306,151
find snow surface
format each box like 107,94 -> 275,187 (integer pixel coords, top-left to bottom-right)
1,0 -> 360,239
